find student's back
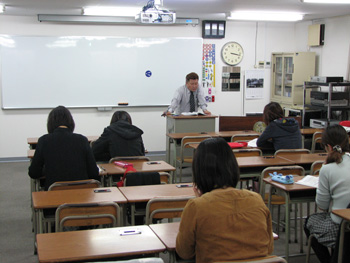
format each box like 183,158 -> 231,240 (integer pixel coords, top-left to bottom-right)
28,106 -> 99,190
92,111 -> 145,162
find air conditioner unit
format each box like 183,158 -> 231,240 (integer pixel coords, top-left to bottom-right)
135,10 -> 176,24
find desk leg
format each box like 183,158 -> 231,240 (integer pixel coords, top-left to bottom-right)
284,192 -> 291,262
131,203 -> 135,226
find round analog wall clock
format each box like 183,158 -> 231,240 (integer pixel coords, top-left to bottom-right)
221,42 -> 244,66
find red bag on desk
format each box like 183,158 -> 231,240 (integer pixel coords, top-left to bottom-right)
228,142 -> 248,148
117,166 -> 136,187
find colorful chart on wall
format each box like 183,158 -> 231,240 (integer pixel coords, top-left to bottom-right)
202,44 -> 215,103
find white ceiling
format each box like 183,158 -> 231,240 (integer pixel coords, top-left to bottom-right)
1,0 -> 350,21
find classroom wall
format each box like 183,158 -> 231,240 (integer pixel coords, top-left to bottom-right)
0,14 -> 349,159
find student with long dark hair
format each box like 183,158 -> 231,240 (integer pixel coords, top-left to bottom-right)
92,110 -> 145,162
304,124 -> 350,263
28,106 -> 99,190
257,102 -> 302,150
176,138 -> 273,263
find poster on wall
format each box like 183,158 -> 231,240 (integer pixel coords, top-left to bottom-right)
245,70 -> 264,99
202,44 -> 215,102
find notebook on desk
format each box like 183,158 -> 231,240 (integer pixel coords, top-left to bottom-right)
181,112 -> 205,116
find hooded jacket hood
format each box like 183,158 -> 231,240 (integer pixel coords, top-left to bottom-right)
273,118 -> 299,133
108,120 -> 143,140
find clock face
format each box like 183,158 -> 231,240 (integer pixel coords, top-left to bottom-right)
221,42 -> 244,66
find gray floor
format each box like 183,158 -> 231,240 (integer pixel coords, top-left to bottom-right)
0,160 -> 321,263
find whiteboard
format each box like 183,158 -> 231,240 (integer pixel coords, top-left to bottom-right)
0,36 -> 203,109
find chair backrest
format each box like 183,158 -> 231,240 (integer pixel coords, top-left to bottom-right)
181,135 -> 211,148
180,135 -> 211,158
124,172 -> 160,187
48,179 -> 101,191
232,148 -> 262,157
55,202 -> 120,232
145,196 -> 195,225
274,148 -> 311,156
260,165 -> 305,195
231,134 -> 259,143
311,131 -> 323,153
214,255 -> 287,263
310,160 -> 324,175
109,156 -> 150,163
159,172 -> 171,184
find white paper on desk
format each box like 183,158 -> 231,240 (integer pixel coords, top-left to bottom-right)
181,112 -> 204,116
248,138 -> 258,147
295,175 -> 319,188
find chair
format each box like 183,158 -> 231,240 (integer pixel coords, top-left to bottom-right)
311,132 -> 324,153
310,160 -> 324,176
145,196 -> 195,225
176,135 -> 211,183
306,202 -> 350,263
230,134 -> 259,143
260,166 -> 305,237
214,255 -> 287,263
55,202 -> 121,232
233,148 -> 262,189
48,179 -> 101,191
232,148 -> 262,157
274,148 -> 311,156
108,156 -> 150,186
159,172 -> 171,184
124,172 -> 161,226
43,179 -> 102,233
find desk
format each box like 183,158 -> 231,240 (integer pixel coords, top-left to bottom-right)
27,135 -> 99,149
166,130 -> 260,170
32,187 -> 127,235
278,153 -> 327,167
36,225 -> 165,263
119,184 -> 194,225
99,160 -> 176,186
149,222 -> 280,263
332,209 -> 350,263
236,156 -> 295,168
263,176 -> 316,262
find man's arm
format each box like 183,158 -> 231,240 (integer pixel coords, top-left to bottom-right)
162,86 -> 183,116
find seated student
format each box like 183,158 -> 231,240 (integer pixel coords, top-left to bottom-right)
304,124 -> 350,263
92,111 -> 145,162
176,138 -> 273,263
257,102 -> 302,150
28,106 -> 99,190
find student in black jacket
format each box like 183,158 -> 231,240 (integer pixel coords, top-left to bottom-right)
257,102 -> 302,151
92,111 -> 145,162
28,106 -> 100,190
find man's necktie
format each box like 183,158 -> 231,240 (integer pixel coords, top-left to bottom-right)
190,91 -> 195,112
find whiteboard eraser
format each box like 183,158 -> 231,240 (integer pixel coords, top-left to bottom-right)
118,102 -> 129,106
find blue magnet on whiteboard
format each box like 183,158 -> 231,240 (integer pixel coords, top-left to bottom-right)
145,70 -> 152,77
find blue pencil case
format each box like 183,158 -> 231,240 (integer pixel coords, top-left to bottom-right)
269,172 -> 294,184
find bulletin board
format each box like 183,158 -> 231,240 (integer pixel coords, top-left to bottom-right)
0,36 -> 203,109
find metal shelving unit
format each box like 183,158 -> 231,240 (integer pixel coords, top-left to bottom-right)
302,81 -> 350,127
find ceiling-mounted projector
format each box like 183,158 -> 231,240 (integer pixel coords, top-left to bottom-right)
135,9 -> 176,24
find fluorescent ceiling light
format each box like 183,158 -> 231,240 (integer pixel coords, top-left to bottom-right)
301,0 -> 350,3
0,5 -> 5,13
83,6 -> 141,17
227,11 -> 303,22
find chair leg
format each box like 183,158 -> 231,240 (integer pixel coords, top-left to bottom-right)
306,234 -> 314,263
293,204 -> 297,243
277,205 -> 280,236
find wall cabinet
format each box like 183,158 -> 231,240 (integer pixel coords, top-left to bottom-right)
271,52 -> 316,107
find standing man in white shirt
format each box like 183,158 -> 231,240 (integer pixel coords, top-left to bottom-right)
162,72 -> 211,116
